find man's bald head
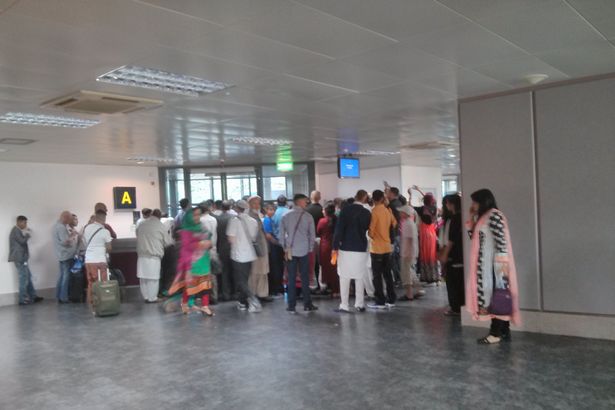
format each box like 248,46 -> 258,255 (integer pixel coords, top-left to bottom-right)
310,190 -> 321,204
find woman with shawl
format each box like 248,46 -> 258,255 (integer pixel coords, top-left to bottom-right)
466,189 -> 520,344
165,208 -> 214,316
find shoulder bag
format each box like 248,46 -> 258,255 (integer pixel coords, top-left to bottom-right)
285,212 -> 304,261
239,216 -> 265,257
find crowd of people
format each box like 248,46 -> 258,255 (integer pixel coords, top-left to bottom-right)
8,185 -> 519,344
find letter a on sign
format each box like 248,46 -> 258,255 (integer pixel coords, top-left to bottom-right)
121,191 -> 132,205
113,187 -> 137,209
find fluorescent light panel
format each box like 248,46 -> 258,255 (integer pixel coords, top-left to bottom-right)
98,65 -> 232,96
127,156 -> 176,163
0,112 -> 99,128
229,136 -> 292,146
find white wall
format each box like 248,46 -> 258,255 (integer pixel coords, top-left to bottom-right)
316,164 -> 401,201
0,162 -> 160,298
401,165 -> 443,207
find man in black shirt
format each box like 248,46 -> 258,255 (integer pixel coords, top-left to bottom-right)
306,191 -> 324,292
215,201 -> 235,301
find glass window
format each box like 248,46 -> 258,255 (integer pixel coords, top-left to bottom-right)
262,164 -> 309,201
226,173 -> 257,200
442,175 -> 459,195
164,168 -> 185,217
190,170 -> 223,203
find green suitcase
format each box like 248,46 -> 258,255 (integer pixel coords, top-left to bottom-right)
92,270 -> 120,317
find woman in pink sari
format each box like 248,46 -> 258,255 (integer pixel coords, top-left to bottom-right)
466,189 -> 520,344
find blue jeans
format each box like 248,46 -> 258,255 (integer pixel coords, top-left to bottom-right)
56,259 -> 72,302
286,255 -> 312,309
15,262 -> 37,304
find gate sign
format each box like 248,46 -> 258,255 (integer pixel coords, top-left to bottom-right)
113,187 -> 137,210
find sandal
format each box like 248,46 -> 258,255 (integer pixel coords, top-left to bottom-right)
200,306 -> 215,317
477,335 -> 502,345
398,295 -> 414,301
181,304 -> 190,315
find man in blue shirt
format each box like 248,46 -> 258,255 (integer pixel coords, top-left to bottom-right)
269,196 -> 289,297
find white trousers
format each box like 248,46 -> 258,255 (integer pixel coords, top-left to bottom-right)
363,267 -> 375,297
139,278 -> 159,302
339,277 -> 365,310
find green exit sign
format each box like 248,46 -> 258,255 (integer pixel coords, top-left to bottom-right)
276,162 -> 294,172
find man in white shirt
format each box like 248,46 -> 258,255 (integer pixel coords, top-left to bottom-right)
227,200 -> 261,313
136,208 -> 152,229
83,209 -> 113,305
136,209 -> 173,303
199,202 -> 218,250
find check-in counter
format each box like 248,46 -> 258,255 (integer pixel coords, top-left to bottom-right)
108,238 -> 138,286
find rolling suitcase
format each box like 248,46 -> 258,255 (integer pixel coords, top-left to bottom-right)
92,269 -> 120,317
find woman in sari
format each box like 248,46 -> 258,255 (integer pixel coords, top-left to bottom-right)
411,186 -> 439,283
165,208 -> 214,316
466,189 -> 520,344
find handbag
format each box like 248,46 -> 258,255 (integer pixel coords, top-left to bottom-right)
285,212 -> 304,261
239,216 -> 265,258
488,288 -> 513,316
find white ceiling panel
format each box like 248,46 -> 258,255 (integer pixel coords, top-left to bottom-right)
473,55 -> 569,87
404,22 -> 528,68
295,0 -> 467,41
341,44 -> 460,82
132,48 -> 273,88
567,0 -> 615,40
419,67 -> 511,97
242,74 -> 352,102
476,1 -> 604,54
139,0 -> 280,26
535,42 -> 615,77
434,0 -> 555,22
188,28 -> 333,73
11,0 -> 221,55
228,0 -> 396,58
286,60 -> 404,93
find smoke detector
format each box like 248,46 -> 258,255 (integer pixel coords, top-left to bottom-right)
524,74 -> 549,85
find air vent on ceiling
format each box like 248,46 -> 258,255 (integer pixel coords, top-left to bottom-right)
400,141 -> 457,150
41,90 -> 163,114
0,138 -> 36,145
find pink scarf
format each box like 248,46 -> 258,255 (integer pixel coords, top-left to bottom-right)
466,209 -> 521,325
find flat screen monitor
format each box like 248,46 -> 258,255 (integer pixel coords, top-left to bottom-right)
338,157 -> 360,179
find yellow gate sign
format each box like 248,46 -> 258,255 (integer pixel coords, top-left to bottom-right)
113,187 -> 137,209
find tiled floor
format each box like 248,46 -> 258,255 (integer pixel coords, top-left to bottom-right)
1,286 -> 614,410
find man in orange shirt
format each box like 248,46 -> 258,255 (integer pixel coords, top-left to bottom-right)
368,189 -> 397,309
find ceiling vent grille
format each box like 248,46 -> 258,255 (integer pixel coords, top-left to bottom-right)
41,90 -> 162,114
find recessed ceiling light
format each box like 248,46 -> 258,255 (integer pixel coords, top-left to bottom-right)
228,136 -> 292,146
0,112 -> 99,128
0,137 -> 37,145
127,156 -> 176,163
525,73 -> 549,85
97,65 -> 233,96
354,150 -> 400,156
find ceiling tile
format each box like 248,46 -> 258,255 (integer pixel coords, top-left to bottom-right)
404,22 -> 528,68
132,48 -> 272,88
183,28 -> 333,73
476,1 -> 604,54
472,55 -> 569,86
566,0 -> 615,39
139,0 -> 279,26
286,60 -> 404,93
419,67 -> 511,97
294,0 -> 467,41
435,0 -> 554,21
341,44 -> 460,82
535,42 -> 615,77
227,1 -> 396,58
243,74 -> 352,102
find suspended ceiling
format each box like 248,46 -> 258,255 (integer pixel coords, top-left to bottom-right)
0,0 -> 614,172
